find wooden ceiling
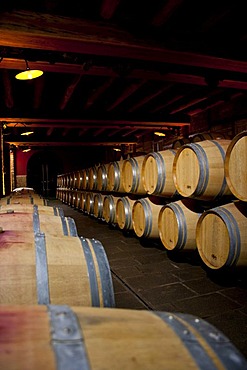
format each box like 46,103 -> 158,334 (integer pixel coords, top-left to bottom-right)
0,1 -> 247,149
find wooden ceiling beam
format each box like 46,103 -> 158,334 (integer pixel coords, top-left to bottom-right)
107,80 -> 147,111
170,97 -> 208,114
84,78 -> 115,109
152,0 -> 184,27
2,59 -> 247,90
33,75 -> 45,109
151,95 -> 184,113
7,140 -> 137,147
2,70 -> 14,109
59,75 -> 83,110
93,128 -> 106,137
128,84 -> 173,112
101,0 -> 120,19
2,118 -> 189,127
122,129 -> 139,137
46,127 -> 54,136
1,11 -> 247,74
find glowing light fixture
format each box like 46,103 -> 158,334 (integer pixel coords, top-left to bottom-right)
15,60 -> 43,80
113,148 -> 121,151
154,131 -> 166,137
21,131 -> 34,136
22,148 -> 31,152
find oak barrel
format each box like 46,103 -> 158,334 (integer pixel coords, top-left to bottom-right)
81,168 -> 89,190
107,160 -> 125,192
172,137 -> 190,148
1,304 -> 246,370
224,131 -> 247,202
0,203 -> 64,217
102,194 -> 120,224
132,197 -> 166,238
191,132 -> 230,142
196,201 -> 247,269
0,193 -> 48,205
0,206 -> 78,237
85,192 -> 96,216
93,192 -> 105,219
116,196 -> 136,231
88,166 -> 98,191
142,149 -> 177,197
173,139 -> 232,200
0,231 -> 115,307
122,156 -> 146,195
158,199 -> 203,251
96,163 -> 109,191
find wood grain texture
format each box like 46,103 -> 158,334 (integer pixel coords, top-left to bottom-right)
0,230 -> 112,306
196,201 -> 247,269
173,139 -> 232,200
225,131 -> 247,202
1,305 -> 245,370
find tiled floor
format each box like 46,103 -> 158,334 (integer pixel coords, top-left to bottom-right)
48,197 -> 247,360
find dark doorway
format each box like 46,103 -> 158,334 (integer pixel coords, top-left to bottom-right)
26,150 -> 63,198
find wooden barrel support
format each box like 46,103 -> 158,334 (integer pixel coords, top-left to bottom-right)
1,305 -> 246,370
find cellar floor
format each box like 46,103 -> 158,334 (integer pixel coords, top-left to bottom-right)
48,197 -> 247,359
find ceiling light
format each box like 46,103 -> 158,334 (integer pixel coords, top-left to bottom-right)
21,131 -> 34,136
15,60 -> 43,80
154,132 -> 166,137
113,148 -> 121,151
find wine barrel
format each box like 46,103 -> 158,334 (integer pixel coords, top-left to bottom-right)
224,131 -> 247,202
0,206 -> 78,237
81,168 -> 89,190
191,132 -> 230,143
173,139 -> 232,200
107,160 -> 125,192
122,156 -> 146,195
132,197 -> 166,238
102,194 -> 120,224
93,192 -> 105,219
196,201 -> 247,269
142,149 -> 177,197
172,137 -> 190,148
96,163 -> 109,191
158,199 -> 203,251
0,231 -> 115,307
71,170 -> 83,189
0,203 -> 64,217
85,192 -> 96,216
0,194 -> 48,205
1,305 -> 246,370
116,196 -> 136,231
56,174 -> 63,188
88,166 -> 98,191
78,191 -> 87,213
